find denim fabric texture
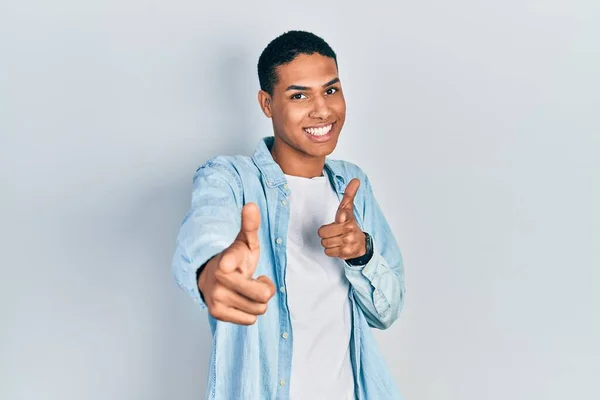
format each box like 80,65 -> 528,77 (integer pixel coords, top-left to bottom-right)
172,136 -> 406,400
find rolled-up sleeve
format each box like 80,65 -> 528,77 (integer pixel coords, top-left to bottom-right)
344,173 -> 406,329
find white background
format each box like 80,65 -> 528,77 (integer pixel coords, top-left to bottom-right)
1,1 -> 599,399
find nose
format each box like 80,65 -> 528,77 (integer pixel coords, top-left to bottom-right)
308,95 -> 331,120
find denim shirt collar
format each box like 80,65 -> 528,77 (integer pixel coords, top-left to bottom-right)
251,136 -> 347,194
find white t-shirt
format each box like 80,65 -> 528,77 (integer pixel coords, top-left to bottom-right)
284,173 -> 355,400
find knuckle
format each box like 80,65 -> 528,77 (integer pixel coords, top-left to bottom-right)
212,286 -> 226,302
258,289 -> 271,303
257,303 -> 268,315
209,305 -> 223,320
217,258 -> 231,273
214,269 -> 227,283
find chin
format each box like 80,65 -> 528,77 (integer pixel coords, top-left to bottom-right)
306,140 -> 338,157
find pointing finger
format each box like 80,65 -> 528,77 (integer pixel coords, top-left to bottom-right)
318,222 -> 349,239
217,273 -> 275,304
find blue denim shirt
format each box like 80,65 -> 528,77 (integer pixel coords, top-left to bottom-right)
172,136 -> 406,400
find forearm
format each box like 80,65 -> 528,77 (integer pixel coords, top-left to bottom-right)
171,157 -> 242,310
344,239 -> 405,329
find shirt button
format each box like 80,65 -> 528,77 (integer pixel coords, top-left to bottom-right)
279,379 -> 286,387
276,238 -> 283,244
267,180 -> 273,186
281,332 -> 289,339
279,286 -> 286,293
281,200 -> 288,206
283,183 -> 289,190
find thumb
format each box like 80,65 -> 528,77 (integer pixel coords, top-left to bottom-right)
339,178 -> 360,210
335,208 -> 351,224
237,203 -> 261,251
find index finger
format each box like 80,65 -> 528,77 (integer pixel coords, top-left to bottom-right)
218,273 -> 275,304
318,221 -> 348,239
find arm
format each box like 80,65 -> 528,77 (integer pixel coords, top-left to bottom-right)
171,158 -> 242,310
344,174 -> 406,329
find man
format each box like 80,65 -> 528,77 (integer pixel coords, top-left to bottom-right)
172,30 -> 405,400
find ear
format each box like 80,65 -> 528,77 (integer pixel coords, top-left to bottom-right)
257,90 -> 273,118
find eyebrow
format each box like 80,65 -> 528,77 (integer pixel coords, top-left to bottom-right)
285,77 -> 340,91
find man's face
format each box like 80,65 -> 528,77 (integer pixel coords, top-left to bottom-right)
261,53 -> 346,159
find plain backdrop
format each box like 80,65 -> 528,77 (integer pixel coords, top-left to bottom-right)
1,1 -> 599,399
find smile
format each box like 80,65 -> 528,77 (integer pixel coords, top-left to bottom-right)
303,123 -> 333,137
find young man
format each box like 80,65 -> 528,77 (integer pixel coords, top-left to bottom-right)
172,30 -> 405,400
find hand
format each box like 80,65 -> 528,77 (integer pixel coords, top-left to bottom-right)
198,203 -> 276,325
318,178 -> 367,260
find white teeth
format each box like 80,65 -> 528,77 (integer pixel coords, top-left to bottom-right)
304,124 -> 332,136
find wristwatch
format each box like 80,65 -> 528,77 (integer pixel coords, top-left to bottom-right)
346,231 -> 374,266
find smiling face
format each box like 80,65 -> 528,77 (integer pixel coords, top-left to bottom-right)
258,53 -> 346,176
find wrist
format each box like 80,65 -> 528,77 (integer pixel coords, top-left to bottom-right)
346,232 -> 373,266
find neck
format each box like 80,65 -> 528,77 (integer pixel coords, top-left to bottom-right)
270,136 -> 325,178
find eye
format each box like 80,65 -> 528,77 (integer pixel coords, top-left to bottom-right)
290,93 -> 307,100
325,87 -> 339,95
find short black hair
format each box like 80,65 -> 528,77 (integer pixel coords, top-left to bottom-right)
257,30 -> 337,96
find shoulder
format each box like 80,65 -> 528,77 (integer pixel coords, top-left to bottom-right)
325,158 -> 371,185
193,154 -> 257,191
196,154 -> 254,172
195,155 -> 255,177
